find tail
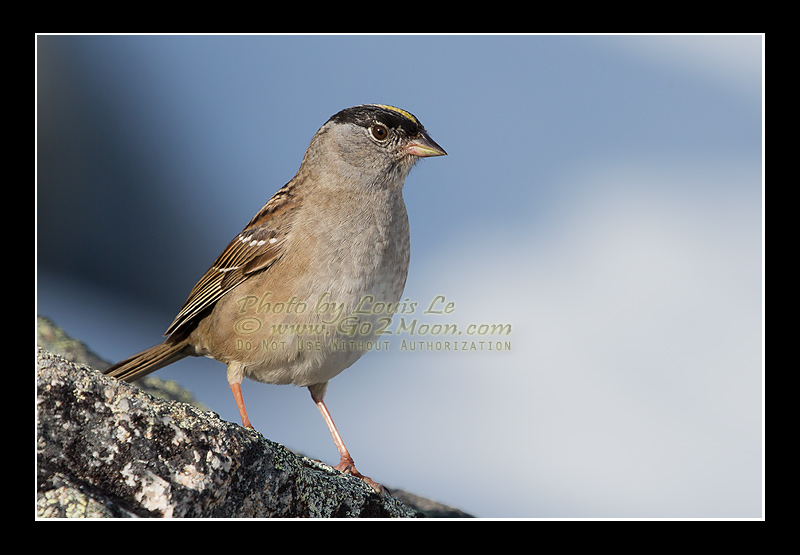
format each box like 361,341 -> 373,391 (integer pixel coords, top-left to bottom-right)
103,340 -> 190,382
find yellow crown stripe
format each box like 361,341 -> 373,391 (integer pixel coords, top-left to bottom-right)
373,105 -> 418,125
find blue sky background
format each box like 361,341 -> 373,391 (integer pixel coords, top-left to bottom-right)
36,34 -> 763,518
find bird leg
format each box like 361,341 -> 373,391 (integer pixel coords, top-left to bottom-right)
310,389 -> 384,493
229,382 -> 253,429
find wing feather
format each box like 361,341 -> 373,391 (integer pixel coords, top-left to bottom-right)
164,183 -> 298,339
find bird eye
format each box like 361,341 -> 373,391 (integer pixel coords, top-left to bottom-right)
370,124 -> 389,141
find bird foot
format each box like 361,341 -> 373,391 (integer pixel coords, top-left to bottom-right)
335,458 -> 386,494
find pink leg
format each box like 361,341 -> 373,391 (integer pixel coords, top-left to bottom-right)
230,382 -> 253,429
311,391 -> 383,493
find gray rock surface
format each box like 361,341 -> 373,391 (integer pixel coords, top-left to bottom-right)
35,317 -> 473,518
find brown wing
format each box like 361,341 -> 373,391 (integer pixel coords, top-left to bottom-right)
164,182 -> 299,339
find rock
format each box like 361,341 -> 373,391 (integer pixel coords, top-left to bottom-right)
390,489 -> 474,518
36,315 -> 111,371
35,317 -> 473,518
36,316 -> 206,409
36,349 -> 418,517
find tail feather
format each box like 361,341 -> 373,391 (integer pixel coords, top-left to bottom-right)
103,340 -> 190,382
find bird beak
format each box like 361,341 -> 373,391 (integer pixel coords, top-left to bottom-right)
407,131 -> 447,158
